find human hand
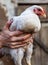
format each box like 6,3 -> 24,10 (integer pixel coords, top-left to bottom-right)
0,21 -> 33,48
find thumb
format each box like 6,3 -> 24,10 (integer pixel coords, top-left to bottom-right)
3,20 -> 13,30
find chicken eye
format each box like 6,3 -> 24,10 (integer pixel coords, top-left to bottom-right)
38,9 -> 41,11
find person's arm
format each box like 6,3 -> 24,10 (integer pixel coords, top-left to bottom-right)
0,21 -> 33,48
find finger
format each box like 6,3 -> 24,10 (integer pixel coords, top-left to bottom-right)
4,37 -> 33,46
9,31 -> 23,37
3,21 -> 13,30
10,34 -> 31,42
9,43 -> 27,49
22,34 -> 31,41
23,37 -> 33,43
6,41 -> 29,46
2,30 -> 23,38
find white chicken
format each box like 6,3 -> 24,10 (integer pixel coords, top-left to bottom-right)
6,5 -> 46,65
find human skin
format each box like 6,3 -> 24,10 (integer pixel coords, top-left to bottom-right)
0,21 -> 33,49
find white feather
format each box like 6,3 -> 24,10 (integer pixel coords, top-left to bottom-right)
10,14 -> 41,32
9,5 -> 41,65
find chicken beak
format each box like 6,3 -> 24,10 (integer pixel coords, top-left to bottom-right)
43,13 -> 46,18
